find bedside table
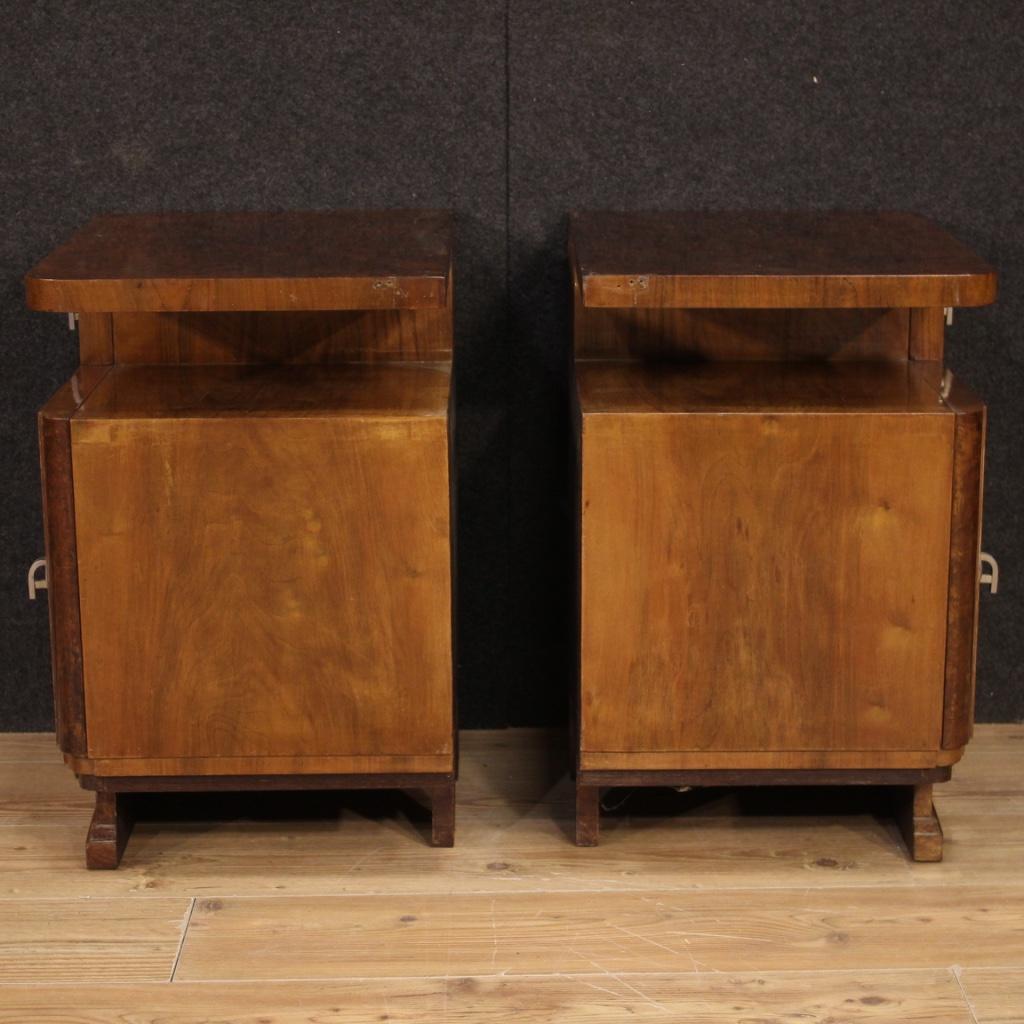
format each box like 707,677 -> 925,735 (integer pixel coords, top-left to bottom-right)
570,211 -> 996,859
29,211 -> 457,866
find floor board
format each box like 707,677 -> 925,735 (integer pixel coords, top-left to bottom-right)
960,967 -> 1024,1023
0,970 -> 976,1022
0,896 -> 191,983
173,884 -> 1024,981
0,726 -> 1019,1018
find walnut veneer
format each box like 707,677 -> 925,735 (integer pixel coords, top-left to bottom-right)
570,211 -> 995,859
29,211 -> 457,866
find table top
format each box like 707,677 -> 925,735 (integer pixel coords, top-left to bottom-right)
26,210 -> 452,313
570,211 -> 996,309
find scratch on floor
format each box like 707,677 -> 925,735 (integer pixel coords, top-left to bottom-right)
561,971 -> 628,1001
611,922 -> 679,958
566,949 -> 671,1014
488,897 -> 498,968
665,929 -> 773,943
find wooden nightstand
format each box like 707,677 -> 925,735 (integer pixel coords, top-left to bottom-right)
570,211 -> 996,859
28,211 -> 457,866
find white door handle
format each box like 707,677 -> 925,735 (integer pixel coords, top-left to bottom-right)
27,558 -> 47,600
980,552 -> 999,594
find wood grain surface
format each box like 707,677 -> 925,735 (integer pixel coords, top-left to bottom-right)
959,968 -> 1024,1022
574,304 -> 915,361
569,212 -> 991,846
0,896 -> 190,983
571,211 -> 997,308
72,362 -> 452,419
909,307 -> 946,361
942,378 -> 987,749
109,307 -> 453,363
173,883 -> 1024,980
580,408 -> 954,756
575,359 -> 949,413
0,970 -> 978,1023
580,767 -> 951,786
65,753 -> 454,777
25,210 -> 452,312
0,727 -> 940,898
37,367 -> 112,757
76,312 -> 114,364
0,728 -> 1021,901
579,749 -> 965,770
71,397 -> 452,763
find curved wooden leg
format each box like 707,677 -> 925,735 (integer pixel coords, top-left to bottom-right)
430,780 -> 455,847
897,783 -> 943,862
575,782 -> 600,846
86,792 -> 134,870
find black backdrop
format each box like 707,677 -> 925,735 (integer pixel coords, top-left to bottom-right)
1,1 -> 1020,730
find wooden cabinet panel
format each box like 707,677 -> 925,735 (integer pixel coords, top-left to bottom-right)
37,368 -> 112,756
580,411 -> 954,755
110,309 -> 453,364
72,412 -> 452,761
32,211 -> 459,863
942,381 -> 987,749
569,211 -> 994,853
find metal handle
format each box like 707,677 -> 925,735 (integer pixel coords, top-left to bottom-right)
27,558 -> 48,600
980,552 -> 999,594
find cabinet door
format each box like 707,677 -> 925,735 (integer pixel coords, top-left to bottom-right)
72,416 -> 452,761
580,412 -> 954,754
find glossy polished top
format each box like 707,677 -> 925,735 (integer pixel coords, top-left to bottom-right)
27,210 -> 452,313
571,211 -> 997,309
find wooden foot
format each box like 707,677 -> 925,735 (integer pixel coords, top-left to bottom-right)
896,783 -> 944,862
85,792 -> 134,869
429,780 -> 455,847
575,782 -> 600,846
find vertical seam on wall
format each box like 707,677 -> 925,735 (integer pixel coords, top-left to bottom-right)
502,0 -> 512,726
504,0 -> 511,249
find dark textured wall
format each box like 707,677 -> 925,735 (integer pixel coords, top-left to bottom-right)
1,1 -> 1020,730
0,0 -> 510,728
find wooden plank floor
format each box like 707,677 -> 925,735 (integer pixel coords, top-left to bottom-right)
0,725 -> 1020,1021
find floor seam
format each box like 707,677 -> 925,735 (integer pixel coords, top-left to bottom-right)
0,965 -> 1005,988
951,965 -> 982,1024
3,879 -> 1024,901
168,896 -> 197,982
